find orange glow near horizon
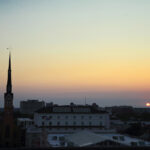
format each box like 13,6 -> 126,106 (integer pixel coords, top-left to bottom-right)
12,56 -> 150,91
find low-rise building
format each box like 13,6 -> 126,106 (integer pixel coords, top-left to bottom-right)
17,118 -> 34,129
34,104 -> 110,132
26,129 -> 150,148
20,100 -> 45,114
65,131 -> 150,147
25,126 -> 49,148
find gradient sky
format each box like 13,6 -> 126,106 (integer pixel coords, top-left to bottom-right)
0,0 -> 150,107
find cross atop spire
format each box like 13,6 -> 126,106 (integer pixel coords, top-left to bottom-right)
6,52 -> 12,93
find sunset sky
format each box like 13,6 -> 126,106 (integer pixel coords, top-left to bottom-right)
0,0 -> 150,107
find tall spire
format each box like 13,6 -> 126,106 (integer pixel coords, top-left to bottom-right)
6,52 -> 12,93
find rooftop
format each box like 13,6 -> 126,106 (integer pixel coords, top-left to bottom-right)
65,131 -> 150,147
36,105 -> 107,114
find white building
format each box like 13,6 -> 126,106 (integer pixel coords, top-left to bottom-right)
17,118 -> 34,129
34,105 -> 110,132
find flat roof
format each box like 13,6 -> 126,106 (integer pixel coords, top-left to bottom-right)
36,106 -> 107,114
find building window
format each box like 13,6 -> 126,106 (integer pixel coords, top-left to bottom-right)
139,141 -> 145,146
81,116 -> 84,119
89,116 -> 92,119
49,122 -> 52,126
42,116 -> 46,119
52,136 -> 57,140
42,121 -> 44,126
57,116 -> 60,119
73,116 -> 76,119
59,136 -> 65,141
100,121 -> 102,126
49,116 -> 52,119
81,122 -> 84,126
57,122 -> 60,126
99,116 -> 103,119
113,136 -> 118,140
131,142 -> 137,146
65,122 -> 68,126
119,136 -> 125,141
73,122 -> 76,125
65,116 -> 68,119
89,122 -> 92,126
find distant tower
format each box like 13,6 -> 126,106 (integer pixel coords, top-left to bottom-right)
2,53 -> 14,147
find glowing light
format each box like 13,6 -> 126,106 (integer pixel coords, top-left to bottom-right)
146,103 -> 150,107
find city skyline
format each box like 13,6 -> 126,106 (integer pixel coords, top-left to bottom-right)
0,0 -> 150,107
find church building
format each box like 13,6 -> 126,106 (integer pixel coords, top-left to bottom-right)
0,54 -> 25,147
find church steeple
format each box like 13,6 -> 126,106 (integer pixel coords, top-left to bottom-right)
3,53 -> 14,147
6,52 -> 12,93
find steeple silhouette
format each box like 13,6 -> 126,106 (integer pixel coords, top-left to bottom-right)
6,52 -> 12,93
2,53 -> 14,147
